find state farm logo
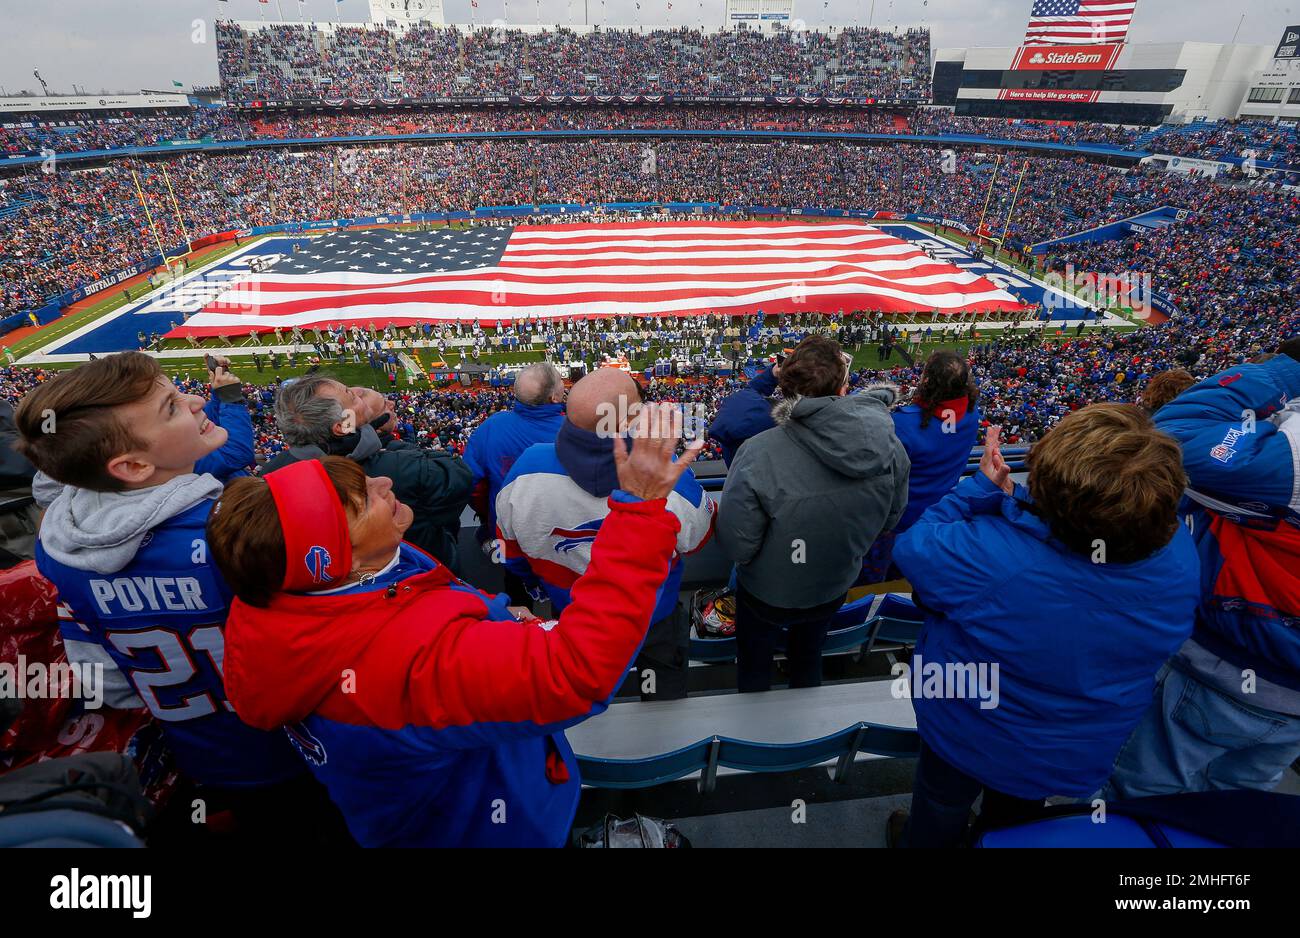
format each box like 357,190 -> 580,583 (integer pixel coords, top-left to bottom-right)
1035,50 -> 1103,65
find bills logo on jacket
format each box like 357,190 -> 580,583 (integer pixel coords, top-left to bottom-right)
283,722 -> 328,766
551,520 -> 604,554
305,546 -> 336,584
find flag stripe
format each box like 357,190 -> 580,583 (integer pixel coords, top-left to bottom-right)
214,269 -> 1009,314
230,257 -> 981,294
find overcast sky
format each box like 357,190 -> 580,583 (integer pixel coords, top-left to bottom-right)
0,0 -> 1294,95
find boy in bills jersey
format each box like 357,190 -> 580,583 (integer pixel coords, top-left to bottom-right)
15,353 -> 315,833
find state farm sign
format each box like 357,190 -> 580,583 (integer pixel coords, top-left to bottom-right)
1010,44 -> 1122,71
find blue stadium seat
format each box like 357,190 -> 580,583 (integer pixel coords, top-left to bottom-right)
572,683 -> 919,791
689,594 -> 922,664
0,809 -> 145,848
974,791 -> 1300,848
975,813 -> 1224,848
576,740 -> 715,790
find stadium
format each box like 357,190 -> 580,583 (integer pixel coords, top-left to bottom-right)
0,0 -> 1298,877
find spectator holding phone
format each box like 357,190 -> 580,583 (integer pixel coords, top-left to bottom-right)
206,405 -> 701,847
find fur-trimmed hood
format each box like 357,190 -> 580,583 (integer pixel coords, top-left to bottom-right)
771,386 -> 903,480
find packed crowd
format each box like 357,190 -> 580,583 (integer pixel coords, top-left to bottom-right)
215,22 -> 933,101
3,325 -> 1298,847
9,101 -> 1300,167
0,109 -> 242,156
3,134 -> 1292,316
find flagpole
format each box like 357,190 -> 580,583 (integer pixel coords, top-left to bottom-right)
131,169 -> 168,260
996,160 -> 1031,261
975,154 -> 1001,243
160,164 -> 193,247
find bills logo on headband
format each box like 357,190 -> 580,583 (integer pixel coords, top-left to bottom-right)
305,545 -> 336,584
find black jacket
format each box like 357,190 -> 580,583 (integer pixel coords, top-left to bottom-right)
261,429 -> 473,571
0,401 -> 36,492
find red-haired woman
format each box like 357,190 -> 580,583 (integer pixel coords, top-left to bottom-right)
207,404 -> 700,847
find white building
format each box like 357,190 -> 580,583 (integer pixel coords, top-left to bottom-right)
724,0 -> 795,33
369,0 -> 445,26
1236,25 -> 1300,122
932,41 -> 1273,126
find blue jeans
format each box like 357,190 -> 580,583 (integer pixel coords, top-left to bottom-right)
1103,661 -> 1300,800
902,740 -> 1043,848
734,585 -> 841,693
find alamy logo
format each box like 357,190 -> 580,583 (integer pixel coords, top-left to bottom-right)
50,869 -> 151,918
305,545 -> 335,584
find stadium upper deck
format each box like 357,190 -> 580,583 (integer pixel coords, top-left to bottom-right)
214,21 -> 933,102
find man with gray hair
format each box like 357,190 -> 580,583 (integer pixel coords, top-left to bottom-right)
463,364 -> 567,601
261,374 -> 472,570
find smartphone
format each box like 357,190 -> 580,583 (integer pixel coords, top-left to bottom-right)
204,354 -> 220,373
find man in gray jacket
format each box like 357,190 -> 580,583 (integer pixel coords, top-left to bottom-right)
717,335 -> 910,692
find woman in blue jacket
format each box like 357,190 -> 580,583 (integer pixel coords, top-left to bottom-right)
860,350 -> 979,584
890,350 -> 981,535
889,405 -> 1200,847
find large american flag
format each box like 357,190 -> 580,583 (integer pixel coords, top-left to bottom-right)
166,221 -> 1021,337
1024,0 -> 1136,44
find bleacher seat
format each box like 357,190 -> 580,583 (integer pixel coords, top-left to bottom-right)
689,592 -> 922,663
569,680 -> 918,791
974,791 -> 1300,849
0,809 -> 145,848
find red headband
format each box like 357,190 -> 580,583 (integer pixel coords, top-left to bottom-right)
265,460 -> 353,593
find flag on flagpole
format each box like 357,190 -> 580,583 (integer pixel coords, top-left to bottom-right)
172,80 -> 184,88
1023,0 -> 1136,44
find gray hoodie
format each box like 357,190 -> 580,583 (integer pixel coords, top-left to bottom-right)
38,472 -> 224,575
716,387 -> 910,609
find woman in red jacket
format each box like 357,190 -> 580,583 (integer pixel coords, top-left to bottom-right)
206,403 -> 701,847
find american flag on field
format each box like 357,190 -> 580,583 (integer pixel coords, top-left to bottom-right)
166,222 -> 1022,337
1024,0 -> 1136,45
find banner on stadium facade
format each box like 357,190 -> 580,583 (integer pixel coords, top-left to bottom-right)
1160,155 -> 1230,177
1150,292 -> 1182,318
0,93 -> 190,114
1010,44 -> 1123,71
232,93 -> 905,109
998,89 -> 1102,104
1275,26 -> 1300,59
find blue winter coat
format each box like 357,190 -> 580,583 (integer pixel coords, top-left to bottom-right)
893,472 -> 1200,799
